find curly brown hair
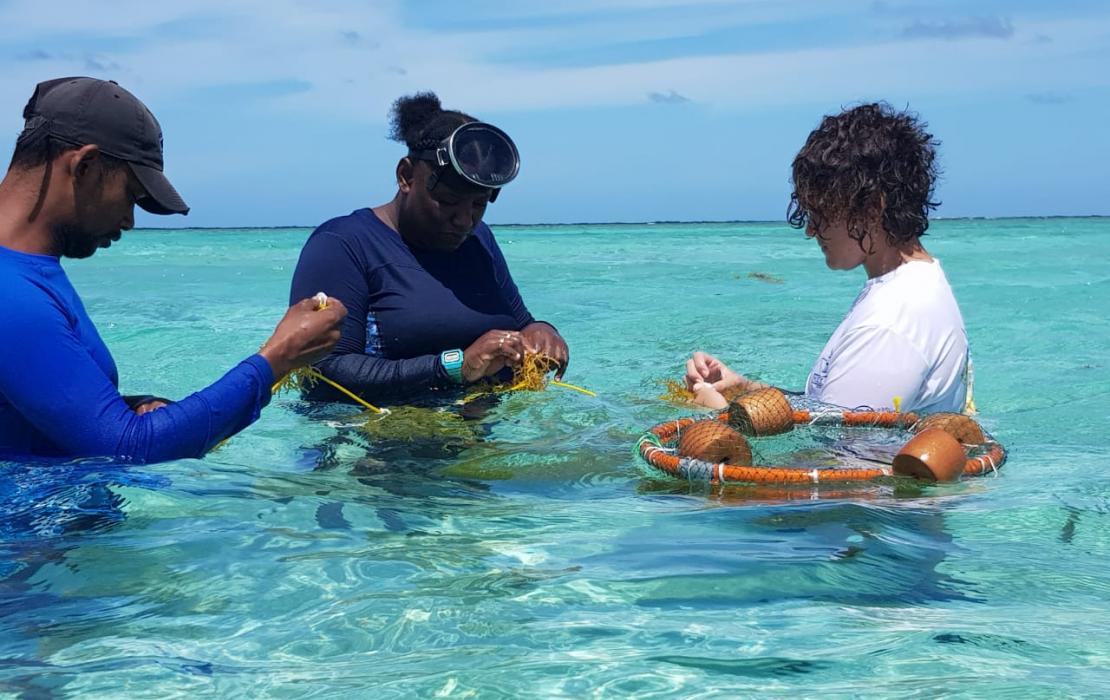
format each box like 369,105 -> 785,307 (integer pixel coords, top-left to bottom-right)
787,103 -> 940,251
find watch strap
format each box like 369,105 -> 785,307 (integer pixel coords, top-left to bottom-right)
440,348 -> 464,383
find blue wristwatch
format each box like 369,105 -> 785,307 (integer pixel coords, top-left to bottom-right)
440,348 -> 464,383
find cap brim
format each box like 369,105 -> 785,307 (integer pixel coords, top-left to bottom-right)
128,162 -> 189,215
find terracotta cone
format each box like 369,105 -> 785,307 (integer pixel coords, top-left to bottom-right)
728,388 -> 794,436
677,420 -> 753,466
914,413 -> 985,445
893,427 -> 967,481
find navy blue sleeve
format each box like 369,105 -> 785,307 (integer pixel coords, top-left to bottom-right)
0,291 -> 274,463
481,229 -> 536,329
313,352 -> 447,401
289,228 -> 449,401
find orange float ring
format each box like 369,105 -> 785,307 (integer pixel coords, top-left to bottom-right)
637,390 -> 1007,484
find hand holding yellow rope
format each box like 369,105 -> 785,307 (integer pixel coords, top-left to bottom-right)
270,293 -> 385,414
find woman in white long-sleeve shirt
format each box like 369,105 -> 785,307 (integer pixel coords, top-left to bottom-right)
685,103 -> 969,414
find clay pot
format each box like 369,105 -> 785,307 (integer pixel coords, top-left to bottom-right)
914,413 -> 985,445
727,388 -> 794,436
892,427 -> 968,481
677,420 -> 753,466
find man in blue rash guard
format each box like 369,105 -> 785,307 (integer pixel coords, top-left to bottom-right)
0,77 -> 346,464
289,92 -> 569,405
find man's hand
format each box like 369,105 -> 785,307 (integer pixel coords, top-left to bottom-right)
462,329 -> 526,383
260,295 -> 348,379
133,399 -> 169,415
124,395 -> 170,415
521,322 -> 569,380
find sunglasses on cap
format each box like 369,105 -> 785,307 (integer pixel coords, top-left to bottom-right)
409,122 -> 520,203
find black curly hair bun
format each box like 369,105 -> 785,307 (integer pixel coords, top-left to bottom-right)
388,92 -> 443,148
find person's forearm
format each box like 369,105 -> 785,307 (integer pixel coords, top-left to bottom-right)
310,352 -> 449,403
714,372 -> 766,392
259,345 -> 297,381
737,377 -> 771,392
2,311 -> 275,463
115,355 -> 274,462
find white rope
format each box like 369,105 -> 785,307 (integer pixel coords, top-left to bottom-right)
640,444 -> 674,461
985,453 -> 998,476
636,435 -> 674,464
808,412 -> 843,427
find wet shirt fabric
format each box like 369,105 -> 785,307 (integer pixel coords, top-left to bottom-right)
0,245 -> 273,463
288,208 -> 535,403
805,259 -> 969,413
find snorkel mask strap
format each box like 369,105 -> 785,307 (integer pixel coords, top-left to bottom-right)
409,146 -> 450,168
409,145 -> 450,196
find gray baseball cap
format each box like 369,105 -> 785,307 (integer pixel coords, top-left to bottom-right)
21,77 -> 189,215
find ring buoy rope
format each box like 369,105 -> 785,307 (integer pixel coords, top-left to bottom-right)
637,388 -> 1006,484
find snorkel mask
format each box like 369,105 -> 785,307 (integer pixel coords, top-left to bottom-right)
409,122 -> 520,202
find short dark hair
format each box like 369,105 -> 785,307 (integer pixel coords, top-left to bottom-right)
9,123 -> 127,173
387,91 -> 475,152
10,123 -> 130,223
787,102 -> 940,249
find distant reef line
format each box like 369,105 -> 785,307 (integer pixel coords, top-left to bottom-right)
133,214 -> 1109,231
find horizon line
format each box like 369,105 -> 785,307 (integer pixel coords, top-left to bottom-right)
133,214 -> 1110,231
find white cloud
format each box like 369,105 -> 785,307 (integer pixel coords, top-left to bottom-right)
0,0 -> 1107,131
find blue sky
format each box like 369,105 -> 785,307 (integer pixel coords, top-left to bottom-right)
1,0 -> 1107,227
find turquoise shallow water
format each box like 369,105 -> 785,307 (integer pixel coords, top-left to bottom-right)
2,219 -> 1109,697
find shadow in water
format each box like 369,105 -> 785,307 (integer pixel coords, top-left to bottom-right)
0,460 -> 172,697
648,654 -> 832,678
293,397 -> 503,534
589,495 -> 972,608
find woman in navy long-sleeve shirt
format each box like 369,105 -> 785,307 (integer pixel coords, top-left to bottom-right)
289,92 -> 569,405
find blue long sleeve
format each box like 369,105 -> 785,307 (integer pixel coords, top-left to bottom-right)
0,247 -> 273,463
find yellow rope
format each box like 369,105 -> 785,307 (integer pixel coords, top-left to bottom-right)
272,366 -> 385,414
963,359 -> 978,415
550,380 -> 597,397
265,293 -> 384,413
